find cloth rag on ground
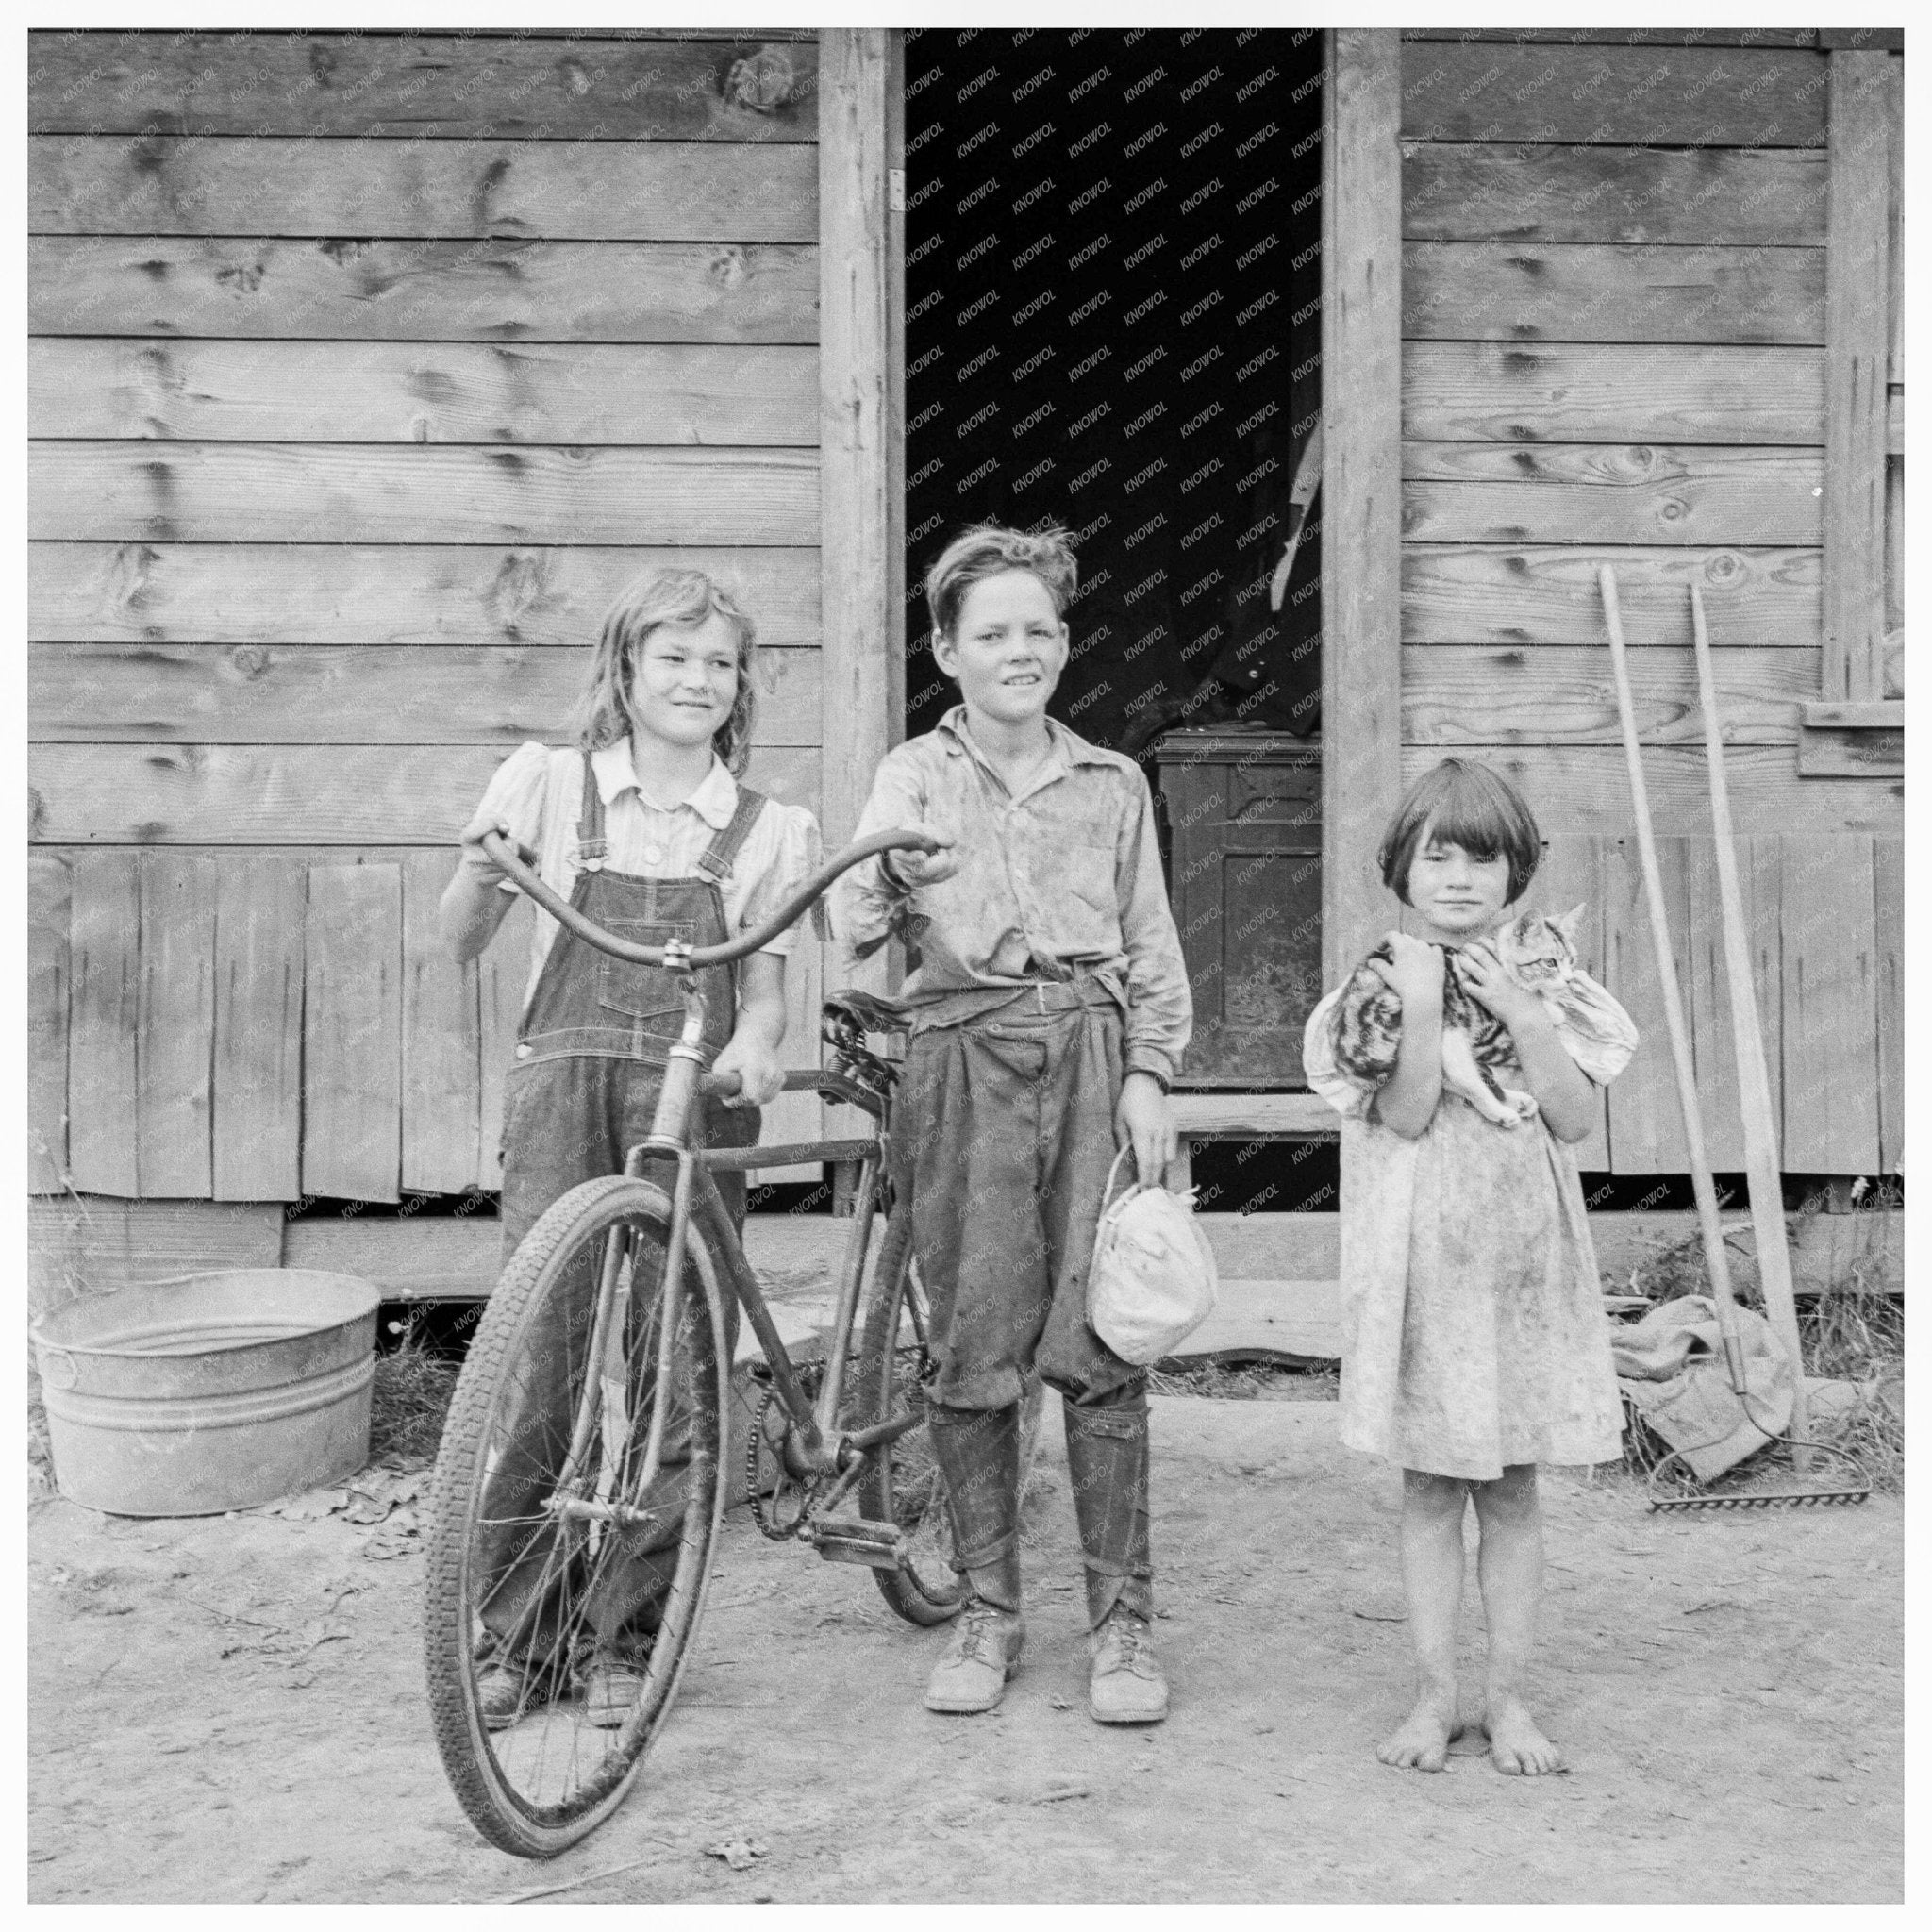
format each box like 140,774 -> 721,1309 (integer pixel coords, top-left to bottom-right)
1612,1293 -> 1795,1482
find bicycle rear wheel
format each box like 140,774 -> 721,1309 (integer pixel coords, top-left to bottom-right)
424,1174 -> 729,1858
850,1207 -> 967,1626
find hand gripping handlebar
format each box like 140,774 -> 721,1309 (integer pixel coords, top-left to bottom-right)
477,825 -> 943,971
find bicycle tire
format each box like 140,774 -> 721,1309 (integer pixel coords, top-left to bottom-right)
850,1207 -> 968,1626
424,1174 -> 729,1858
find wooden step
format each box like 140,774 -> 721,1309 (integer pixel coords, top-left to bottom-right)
39,1195 -> 1897,1305
1170,1091 -> 1337,1139
1171,1277 -> 1343,1365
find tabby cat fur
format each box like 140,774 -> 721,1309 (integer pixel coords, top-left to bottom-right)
1326,908 -> 1629,1128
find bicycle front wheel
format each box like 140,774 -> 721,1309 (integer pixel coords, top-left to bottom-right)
424,1174 -> 729,1858
851,1207 -> 967,1626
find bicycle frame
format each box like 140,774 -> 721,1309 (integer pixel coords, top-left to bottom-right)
611,977 -> 923,1503
476,823 -> 941,1544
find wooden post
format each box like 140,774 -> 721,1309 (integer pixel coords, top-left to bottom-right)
817,29 -> 900,1172
818,28 -> 898,854
1690,585 -> 1810,1448
27,856 -> 72,1194
1822,48 -> 1894,702
1320,28 -> 1405,989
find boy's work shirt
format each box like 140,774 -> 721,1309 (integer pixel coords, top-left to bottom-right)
837,707 -> 1192,1087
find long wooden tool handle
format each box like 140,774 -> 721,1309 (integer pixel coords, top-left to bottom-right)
1690,583 -> 1811,1445
1597,566 -> 1748,1387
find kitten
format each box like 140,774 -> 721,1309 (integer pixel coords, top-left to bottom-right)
1327,908 -> 1625,1128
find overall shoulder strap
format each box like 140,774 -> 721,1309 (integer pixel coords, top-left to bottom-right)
697,784 -> 770,881
575,750 -> 607,870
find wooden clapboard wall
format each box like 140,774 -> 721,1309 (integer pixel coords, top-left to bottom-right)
1397,30 -> 1903,1176
26,28 -> 832,1204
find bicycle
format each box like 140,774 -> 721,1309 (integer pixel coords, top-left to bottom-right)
423,825 -> 964,1857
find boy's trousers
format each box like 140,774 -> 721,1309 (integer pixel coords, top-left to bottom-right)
895,981 -> 1141,1411
894,980 -> 1154,1624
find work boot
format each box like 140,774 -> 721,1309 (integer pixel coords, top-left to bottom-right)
1088,1604 -> 1169,1724
924,1598 -> 1026,1714
477,1664 -> 528,1732
581,1651 -> 647,1730
476,1654 -> 565,1733
1063,1381 -> 1157,1631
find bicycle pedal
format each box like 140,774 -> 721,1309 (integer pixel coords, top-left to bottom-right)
808,1517 -> 907,1570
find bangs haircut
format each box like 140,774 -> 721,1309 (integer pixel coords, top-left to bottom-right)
924,522 -> 1078,640
570,567 -> 758,775
1378,757 -> 1542,906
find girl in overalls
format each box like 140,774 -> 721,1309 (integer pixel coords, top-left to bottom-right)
440,567 -> 820,1729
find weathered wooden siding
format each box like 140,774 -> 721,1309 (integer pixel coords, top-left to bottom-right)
1399,32 -> 1903,1175
27,29 -> 829,1200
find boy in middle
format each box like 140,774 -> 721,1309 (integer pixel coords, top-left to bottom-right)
836,523 -> 1193,1725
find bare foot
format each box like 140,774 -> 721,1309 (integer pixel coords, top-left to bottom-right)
1482,1698 -> 1566,1775
1376,1690 -> 1463,1772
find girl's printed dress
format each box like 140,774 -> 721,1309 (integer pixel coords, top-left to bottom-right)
1303,961 -> 1638,1480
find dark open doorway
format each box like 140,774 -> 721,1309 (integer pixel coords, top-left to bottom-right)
902,27 -> 1326,1086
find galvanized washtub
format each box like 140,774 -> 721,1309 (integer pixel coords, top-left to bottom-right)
31,1270 -> 381,1517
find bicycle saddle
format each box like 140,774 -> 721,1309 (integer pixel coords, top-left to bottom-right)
822,987 -> 913,1037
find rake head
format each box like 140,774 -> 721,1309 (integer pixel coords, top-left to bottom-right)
1645,1439 -> 1872,1513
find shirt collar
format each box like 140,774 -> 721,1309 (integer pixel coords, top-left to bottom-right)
591,738 -> 738,830
934,705 -> 1113,771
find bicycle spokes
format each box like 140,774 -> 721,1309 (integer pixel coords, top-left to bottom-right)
463,1227 -> 706,1811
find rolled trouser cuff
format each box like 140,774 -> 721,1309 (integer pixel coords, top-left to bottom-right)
1081,1563 -> 1155,1628
1064,1381 -> 1154,1630
964,1549 -> 1024,1614
928,1400 -> 1024,1610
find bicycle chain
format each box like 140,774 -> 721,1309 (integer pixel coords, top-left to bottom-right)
744,1324 -> 940,1541
746,1374 -> 822,1541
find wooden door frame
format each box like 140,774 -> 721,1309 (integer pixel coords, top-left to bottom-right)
818,27 -> 904,860
835,28 -> 1408,997
1319,26 -> 1405,990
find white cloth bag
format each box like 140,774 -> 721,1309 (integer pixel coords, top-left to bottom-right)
1087,1145 -> 1220,1367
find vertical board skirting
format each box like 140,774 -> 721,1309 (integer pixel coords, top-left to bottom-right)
66,851 -> 142,1197
1684,840 -> 1745,1176
1323,28 -> 1405,988
212,852 -> 305,1202
1740,837 -> 1787,1160
137,851 -> 217,1197
1822,49 -> 1894,700
1779,834 -> 1880,1174
28,857 -> 73,1194
1873,838 -> 1903,1174
476,892 -> 532,1193
401,849 -> 481,1195
303,863 -> 403,1203
1603,836 -> 1694,1175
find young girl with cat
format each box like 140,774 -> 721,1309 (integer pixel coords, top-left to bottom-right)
1303,758 -> 1638,1777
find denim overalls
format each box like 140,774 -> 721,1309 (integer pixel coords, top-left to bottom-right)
480,751 -> 768,1654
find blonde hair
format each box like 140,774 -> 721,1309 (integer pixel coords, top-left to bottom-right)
570,568 -> 758,774
924,522 -> 1078,639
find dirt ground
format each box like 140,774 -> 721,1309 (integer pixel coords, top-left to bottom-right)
28,1396 -> 1903,1905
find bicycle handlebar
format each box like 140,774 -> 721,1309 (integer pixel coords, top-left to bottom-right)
478,824 -> 943,971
